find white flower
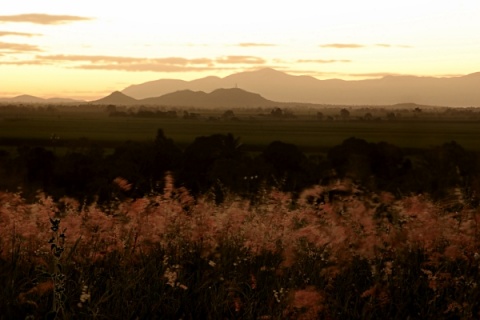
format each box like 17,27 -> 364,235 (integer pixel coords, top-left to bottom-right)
78,285 -> 90,308
164,268 -> 177,287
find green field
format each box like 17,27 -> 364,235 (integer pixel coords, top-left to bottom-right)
1,113 -> 480,152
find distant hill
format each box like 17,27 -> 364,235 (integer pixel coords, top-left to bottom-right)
141,88 -> 276,107
0,94 -> 84,104
91,91 -> 139,105
91,88 -> 279,107
122,68 -> 480,107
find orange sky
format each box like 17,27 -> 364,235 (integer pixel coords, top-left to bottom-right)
1,1 -> 479,100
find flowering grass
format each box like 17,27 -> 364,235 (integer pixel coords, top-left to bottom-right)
1,177 -> 480,319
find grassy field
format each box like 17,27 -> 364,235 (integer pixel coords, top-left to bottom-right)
2,182 -> 479,319
2,112 -> 480,152
2,109 -> 480,318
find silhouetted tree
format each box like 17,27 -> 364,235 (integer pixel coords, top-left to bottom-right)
105,105 -> 117,114
328,137 -> 372,181
270,107 -> 284,117
386,112 -> 397,121
106,141 -> 157,196
54,151 -> 106,202
364,113 -> 373,121
259,141 -> 312,192
418,141 -> 477,200
180,133 -> 247,197
222,110 -> 235,119
16,147 -> 57,198
370,142 -> 410,192
153,129 -> 182,179
340,108 -> 350,120
328,138 -> 412,193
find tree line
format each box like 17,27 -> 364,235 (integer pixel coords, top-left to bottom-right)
0,129 -> 478,204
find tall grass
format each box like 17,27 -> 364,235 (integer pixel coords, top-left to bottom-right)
1,177 -> 479,319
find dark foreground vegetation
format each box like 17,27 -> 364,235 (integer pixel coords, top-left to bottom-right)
2,104 -> 480,318
1,127 -> 479,205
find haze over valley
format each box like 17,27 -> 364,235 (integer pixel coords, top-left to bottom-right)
2,68 -> 479,108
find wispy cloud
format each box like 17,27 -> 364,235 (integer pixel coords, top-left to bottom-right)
76,64 -> 223,72
321,43 -> 412,49
320,43 -> 365,49
237,42 -> 277,47
0,59 -> 46,65
0,14 -> 93,25
285,69 -> 344,78
348,72 -> 406,77
216,55 -> 266,64
0,41 -> 41,52
297,59 -> 351,63
4,54 -> 267,72
376,43 -> 412,48
33,54 -> 250,72
38,54 -> 214,65
0,31 -> 41,37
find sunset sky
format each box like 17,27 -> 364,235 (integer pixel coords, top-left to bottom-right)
1,0 -> 479,100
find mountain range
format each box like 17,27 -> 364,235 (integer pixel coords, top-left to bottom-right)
122,68 -> 480,107
0,95 -> 84,104
92,88 -> 279,107
2,68 -> 479,107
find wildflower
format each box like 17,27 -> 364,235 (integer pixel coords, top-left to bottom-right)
113,177 -> 132,191
77,285 -> 91,308
361,285 -> 390,307
163,173 -> 175,199
178,284 -> 188,290
288,286 -> 324,319
80,285 -> 91,303
444,245 -> 464,261
18,280 -> 54,308
164,268 -> 177,287
163,256 -> 169,266
383,261 -> 393,280
371,265 -> 377,277
250,274 -> 257,290
273,288 -> 286,303
361,286 -> 377,298
444,301 -> 465,315
233,297 -> 242,312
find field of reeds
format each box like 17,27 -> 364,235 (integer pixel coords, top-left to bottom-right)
1,175 -> 479,319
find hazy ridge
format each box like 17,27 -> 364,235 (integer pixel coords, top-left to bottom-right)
0,94 -> 84,104
122,68 -> 480,107
92,88 -> 279,107
2,68 -> 479,107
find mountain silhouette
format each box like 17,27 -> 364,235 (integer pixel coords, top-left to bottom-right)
10,95 -> 45,103
0,94 -> 84,104
92,91 -> 139,105
91,88 -> 278,107
122,68 -> 480,107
